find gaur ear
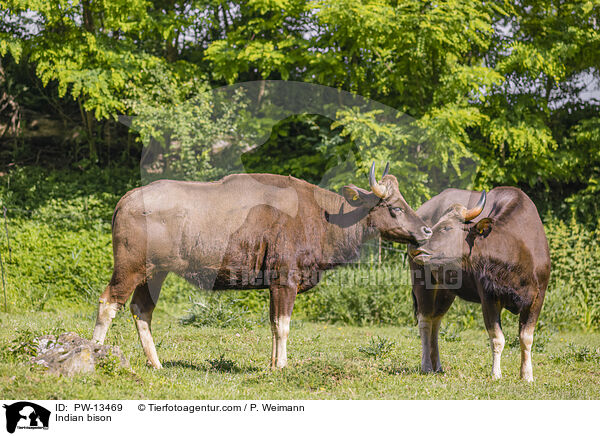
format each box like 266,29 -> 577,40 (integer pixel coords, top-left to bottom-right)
474,218 -> 493,237
342,185 -> 373,207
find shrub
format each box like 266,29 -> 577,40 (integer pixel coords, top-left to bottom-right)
552,343 -> 600,364
206,354 -> 239,373
8,328 -> 39,359
298,262 -> 415,326
180,293 -> 254,329
542,218 -> 600,331
439,325 -> 462,342
96,351 -> 125,376
358,336 -> 395,359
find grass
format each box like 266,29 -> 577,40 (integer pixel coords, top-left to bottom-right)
1,306 -> 599,400
0,166 -> 599,400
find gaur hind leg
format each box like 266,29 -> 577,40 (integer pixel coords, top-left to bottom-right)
519,289 -> 545,382
130,272 -> 167,369
93,269 -> 146,344
480,295 -> 505,380
269,284 -> 297,369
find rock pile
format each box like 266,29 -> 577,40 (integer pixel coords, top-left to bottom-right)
31,332 -> 129,376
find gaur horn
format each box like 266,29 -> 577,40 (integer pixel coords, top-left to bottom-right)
382,162 -> 390,178
369,161 -> 388,198
461,190 -> 486,222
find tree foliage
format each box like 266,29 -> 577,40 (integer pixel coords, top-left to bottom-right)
0,0 -> 599,224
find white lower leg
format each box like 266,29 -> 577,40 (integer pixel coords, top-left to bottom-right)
92,300 -> 120,343
520,328 -> 534,382
131,307 -> 162,369
488,328 -> 505,380
274,315 -> 290,369
418,313 -> 434,373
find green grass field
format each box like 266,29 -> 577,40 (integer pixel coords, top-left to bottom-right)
1,168 -> 598,402
1,304 -> 599,400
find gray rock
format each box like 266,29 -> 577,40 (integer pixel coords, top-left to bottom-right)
31,332 -> 129,376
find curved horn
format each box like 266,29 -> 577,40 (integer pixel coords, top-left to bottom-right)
461,190 -> 486,222
382,162 -> 390,178
369,161 -> 388,198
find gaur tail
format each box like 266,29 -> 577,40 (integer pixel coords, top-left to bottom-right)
111,205 -> 120,230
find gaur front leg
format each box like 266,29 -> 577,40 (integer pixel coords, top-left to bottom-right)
429,316 -> 443,372
269,284 -> 297,369
412,269 -> 455,373
417,313 -> 444,373
417,313 -> 435,373
411,261 -> 438,373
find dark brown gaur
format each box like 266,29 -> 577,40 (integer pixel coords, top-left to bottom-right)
408,187 -> 550,381
92,163 -> 432,369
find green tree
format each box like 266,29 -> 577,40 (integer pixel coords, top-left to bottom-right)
1,0 -> 599,226
477,0 -> 600,224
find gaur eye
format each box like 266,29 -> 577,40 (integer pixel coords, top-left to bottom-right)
390,207 -> 404,216
441,226 -> 452,232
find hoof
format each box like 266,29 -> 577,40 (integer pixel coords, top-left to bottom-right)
520,368 -> 534,382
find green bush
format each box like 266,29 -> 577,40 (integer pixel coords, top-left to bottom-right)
206,354 -> 240,373
296,263 -> 414,326
552,343 -> 600,364
96,351 -> 126,376
358,336 -> 396,359
542,218 -> 600,332
8,328 -> 40,360
180,293 -> 255,329
439,325 -> 462,342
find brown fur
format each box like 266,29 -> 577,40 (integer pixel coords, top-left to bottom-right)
95,172 -> 431,368
409,187 -> 551,379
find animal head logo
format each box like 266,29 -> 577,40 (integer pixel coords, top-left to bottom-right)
3,402 -> 50,434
